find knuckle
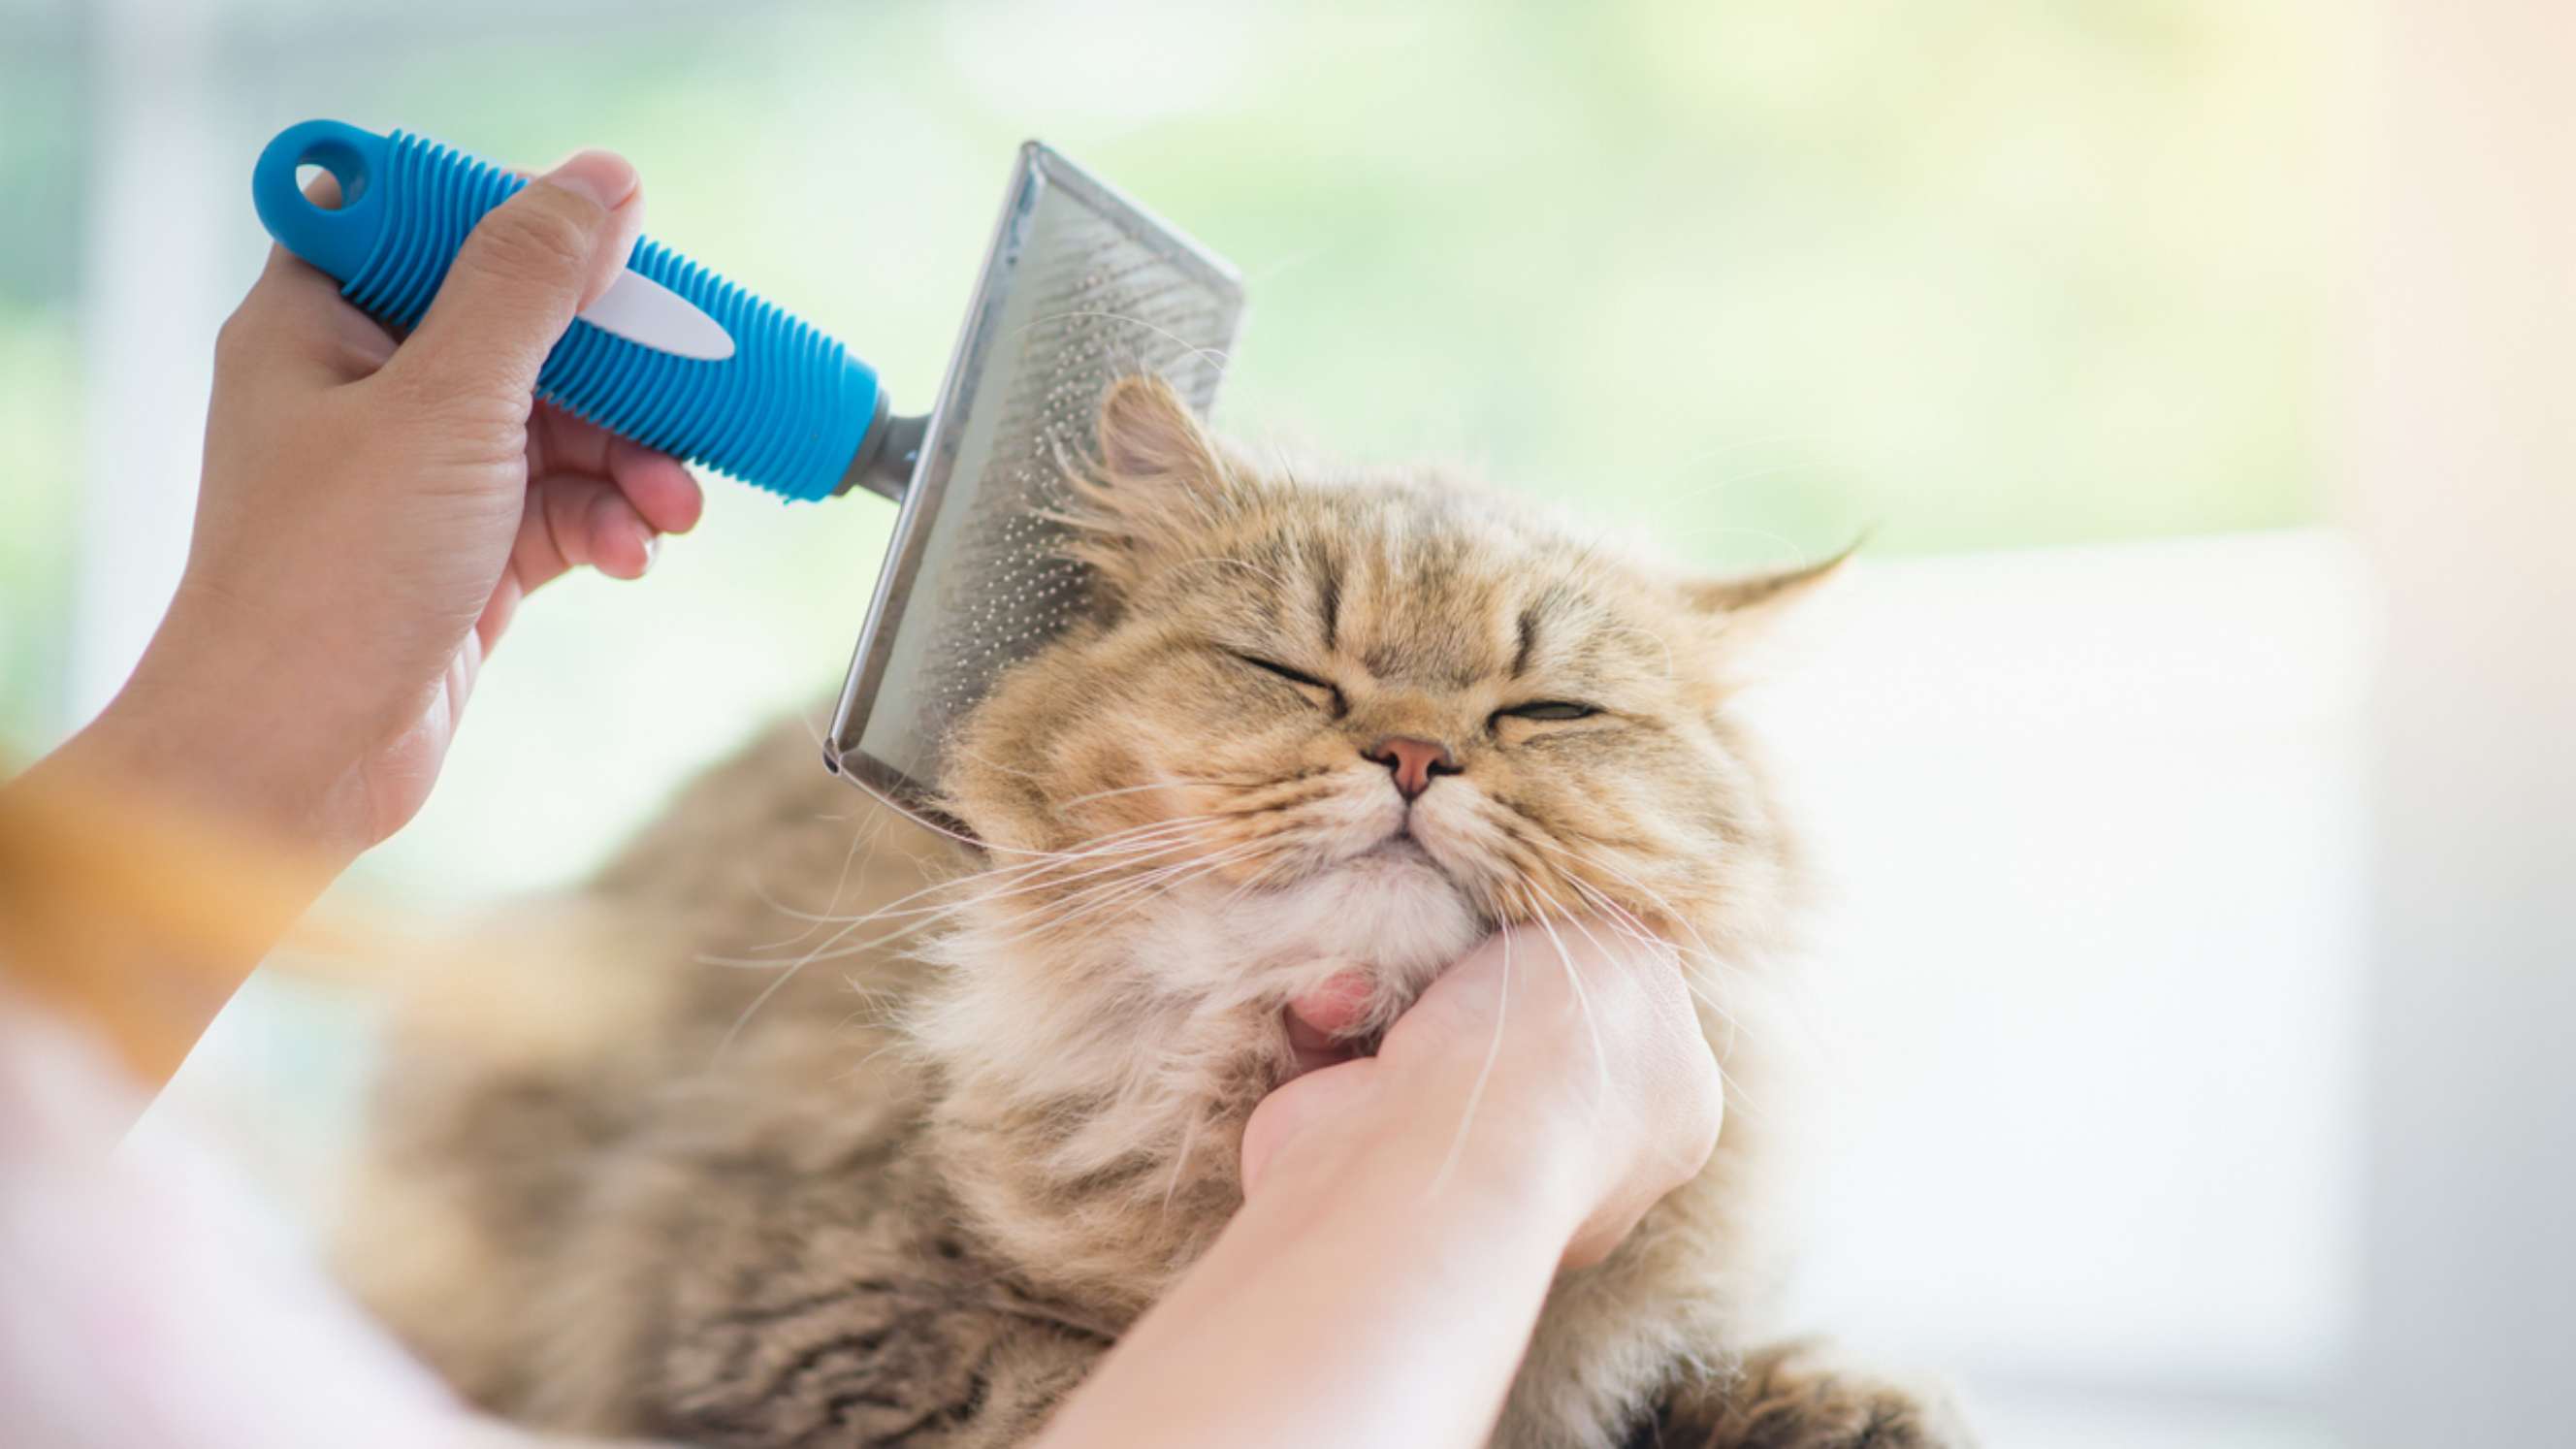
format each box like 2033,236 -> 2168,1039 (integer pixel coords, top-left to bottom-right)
379,372 -> 524,457
467,199 -> 596,289
440,399 -> 532,467
210,308 -> 263,370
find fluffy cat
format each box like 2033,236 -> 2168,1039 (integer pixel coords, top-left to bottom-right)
338,376 -> 1969,1448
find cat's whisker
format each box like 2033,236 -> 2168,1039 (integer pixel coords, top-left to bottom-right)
1055,780 -> 1193,811
1159,1110 -> 1202,1223
832,976 -> 906,1038
832,764 -> 1225,866
791,703 -> 830,754
1428,904 -> 1511,1201
741,807 -> 894,952
946,839 -> 1271,961
708,824 -> 1245,1044
1017,834 -> 1247,913
699,866 -> 1038,969
701,828 -> 1226,976
729,815 -> 1225,947
1054,776 -> 1272,812
977,812 -> 1241,865
1033,842 -> 1269,936
1519,835 -> 1754,1046
1553,883 -> 1756,1098
1518,881 -> 1615,1101
1211,861 -> 1281,914
833,1028 -> 927,1085
716,943 -> 832,1059
1532,842 -> 1742,1008
1545,867 -> 1710,987
960,818 -> 1231,893
1545,869 -> 1766,1118
739,868 -> 836,934
1100,844 -> 1273,918
1198,832 -> 1322,911
741,836 -> 886,940
1534,866 -> 1782,1118
1514,833 -> 1702,954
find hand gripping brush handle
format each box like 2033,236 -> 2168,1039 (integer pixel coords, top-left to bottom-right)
254,120 -> 1246,811
251,119 -> 918,501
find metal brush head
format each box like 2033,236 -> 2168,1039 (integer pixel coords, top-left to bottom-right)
823,143 -> 1245,807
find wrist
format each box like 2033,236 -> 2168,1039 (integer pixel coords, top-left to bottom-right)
95,597 -> 368,869
9,674 -> 349,1089
1263,1074 -> 1594,1254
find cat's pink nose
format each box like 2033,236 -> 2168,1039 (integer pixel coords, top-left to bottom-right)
1364,736 -> 1458,800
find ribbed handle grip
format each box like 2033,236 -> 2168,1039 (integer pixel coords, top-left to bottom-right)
251,119 -> 879,502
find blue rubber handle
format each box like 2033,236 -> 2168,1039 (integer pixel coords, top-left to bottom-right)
251,120 -> 881,502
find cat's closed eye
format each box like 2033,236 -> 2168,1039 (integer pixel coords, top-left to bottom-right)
1494,700 -> 1598,723
1230,652 -> 1346,714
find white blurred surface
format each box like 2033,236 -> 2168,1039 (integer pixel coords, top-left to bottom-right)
2346,1 -> 2576,1440
1754,531 -> 2368,1444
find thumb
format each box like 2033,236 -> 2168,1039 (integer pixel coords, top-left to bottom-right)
1240,1056 -> 1385,1199
390,149 -> 641,407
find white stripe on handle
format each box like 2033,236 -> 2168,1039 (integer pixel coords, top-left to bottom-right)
578,268 -> 737,362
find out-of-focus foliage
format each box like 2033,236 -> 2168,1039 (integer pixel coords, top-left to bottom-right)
1,0 -> 2335,879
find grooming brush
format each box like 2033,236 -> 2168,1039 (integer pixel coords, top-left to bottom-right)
252,120 -> 1245,806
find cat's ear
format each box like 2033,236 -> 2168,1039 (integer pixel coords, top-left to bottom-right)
1682,541 -> 1858,651
1097,373 -> 1229,492
1068,375 -> 1242,591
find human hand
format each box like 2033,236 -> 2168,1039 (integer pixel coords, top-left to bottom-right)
1240,921 -> 1723,1271
111,150 -> 702,860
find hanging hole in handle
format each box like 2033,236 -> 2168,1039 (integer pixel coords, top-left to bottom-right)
292,164 -> 344,209
293,139 -> 369,209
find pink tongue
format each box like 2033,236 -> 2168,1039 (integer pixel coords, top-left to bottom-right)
1287,970 -> 1375,1039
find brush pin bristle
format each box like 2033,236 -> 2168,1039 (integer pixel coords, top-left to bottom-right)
827,145 -> 1245,805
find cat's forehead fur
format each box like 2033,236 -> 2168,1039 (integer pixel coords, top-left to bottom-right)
1126,465 -> 1688,693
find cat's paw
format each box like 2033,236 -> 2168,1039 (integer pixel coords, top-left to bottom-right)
1646,1339 -> 1976,1449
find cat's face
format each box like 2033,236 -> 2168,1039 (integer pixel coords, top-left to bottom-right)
942,376 -> 1827,1010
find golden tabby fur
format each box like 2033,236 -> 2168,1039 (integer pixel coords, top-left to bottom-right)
338,377 -> 1969,1447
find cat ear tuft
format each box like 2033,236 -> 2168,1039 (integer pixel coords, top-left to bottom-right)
1684,540 -> 1860,637
1095,373 -> 1230,500
1065,374 -> 1241,597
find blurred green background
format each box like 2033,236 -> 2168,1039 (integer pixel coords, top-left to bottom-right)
0,0 -> 2336,893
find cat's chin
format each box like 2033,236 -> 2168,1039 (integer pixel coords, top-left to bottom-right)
1344,831 -> 1440,874
1215,834 -> 1486,984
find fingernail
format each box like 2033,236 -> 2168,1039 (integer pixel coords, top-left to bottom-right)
539,149 -> 639,211
635,525 -> 660,575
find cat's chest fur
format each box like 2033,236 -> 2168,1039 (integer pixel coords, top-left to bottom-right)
907,863 -> 1492,1313
887,864 -> 1767,1448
